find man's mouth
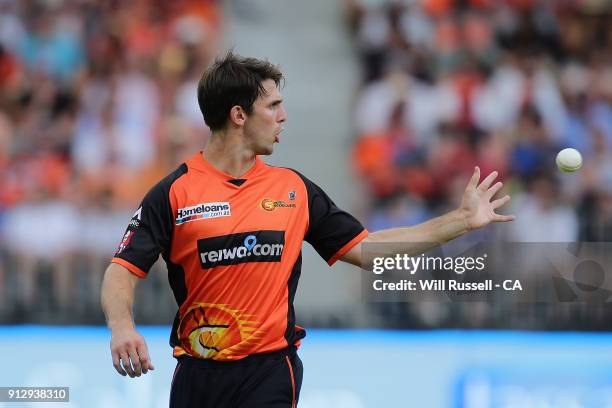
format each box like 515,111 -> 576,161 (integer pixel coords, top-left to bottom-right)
274,128 -> 284,143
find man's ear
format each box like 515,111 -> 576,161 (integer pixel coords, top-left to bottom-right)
229,105 -> 246,126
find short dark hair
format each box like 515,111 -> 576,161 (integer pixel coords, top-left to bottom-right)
197,51 -> 283,131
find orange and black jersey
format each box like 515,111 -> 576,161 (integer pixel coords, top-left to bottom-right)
112,152 -> 368,361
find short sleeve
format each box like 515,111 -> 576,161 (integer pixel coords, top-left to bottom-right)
293,171 -> 368,265
111,164 -> 187,277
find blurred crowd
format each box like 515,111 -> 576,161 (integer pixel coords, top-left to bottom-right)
0,0 -> 220,321
2,0 -> 612,330
346,0 -> 612,241
345,0 -> 612,329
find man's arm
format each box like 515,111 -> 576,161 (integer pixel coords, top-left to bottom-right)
341,167 -> 515,267
101,263 -> 155,377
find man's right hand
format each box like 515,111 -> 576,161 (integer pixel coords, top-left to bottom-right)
110,327 -> 155,378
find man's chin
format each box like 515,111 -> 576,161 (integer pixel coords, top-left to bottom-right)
256,145 -> 274,156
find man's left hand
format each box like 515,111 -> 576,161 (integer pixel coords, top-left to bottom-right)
460,167 -> 515,230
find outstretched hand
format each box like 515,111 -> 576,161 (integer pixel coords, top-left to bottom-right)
460,167 -> 515,230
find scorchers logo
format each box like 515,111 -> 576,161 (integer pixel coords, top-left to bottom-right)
178,303 -> 260,360
260,198 -> 296,211
197,230 -> 285,269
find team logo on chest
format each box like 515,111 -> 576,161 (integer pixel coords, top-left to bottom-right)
260,198 -> 296,211
176,202 -> 231,225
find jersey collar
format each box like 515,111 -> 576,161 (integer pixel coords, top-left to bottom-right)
190,151 -> 265,183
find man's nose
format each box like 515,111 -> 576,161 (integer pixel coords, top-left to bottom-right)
278,105 -> 287,123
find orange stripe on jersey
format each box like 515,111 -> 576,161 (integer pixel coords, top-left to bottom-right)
327,229 -> 369,266
111,257 -> 147,278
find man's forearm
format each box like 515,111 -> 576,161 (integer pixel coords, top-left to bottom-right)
101,263 -> 139,331
341,209 -> 470,266
366,208 -> 469,247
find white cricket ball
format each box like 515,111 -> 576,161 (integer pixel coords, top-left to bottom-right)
556,148 -> 582,173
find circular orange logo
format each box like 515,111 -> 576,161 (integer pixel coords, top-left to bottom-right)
179,304 -> 244,359
261,198 -> 276,211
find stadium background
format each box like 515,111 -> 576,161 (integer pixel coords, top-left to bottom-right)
1,0 -> 612,406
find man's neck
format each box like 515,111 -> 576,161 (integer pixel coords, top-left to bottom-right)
203,131 -> 257,178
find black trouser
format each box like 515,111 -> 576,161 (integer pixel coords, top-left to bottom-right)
169,347 -> 303,408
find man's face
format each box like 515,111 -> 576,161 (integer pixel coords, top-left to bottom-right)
243,79 -> 286,155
